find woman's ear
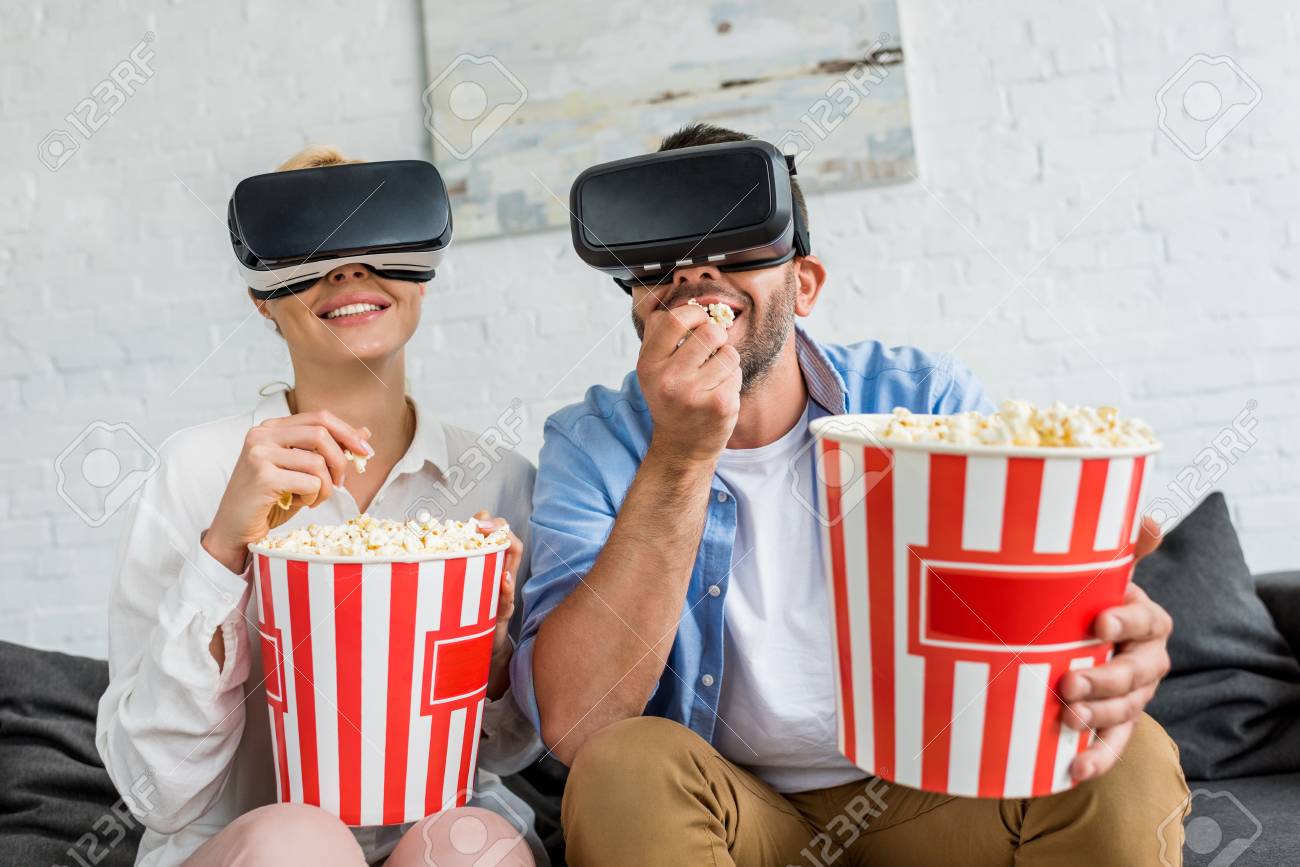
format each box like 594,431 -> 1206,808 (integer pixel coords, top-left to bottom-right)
793,255 -> 826,317
248,289 -> 280,334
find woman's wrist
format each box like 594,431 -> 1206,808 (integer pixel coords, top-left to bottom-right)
201,528 -> 250,576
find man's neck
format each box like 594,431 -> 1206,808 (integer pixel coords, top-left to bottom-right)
288,352 -> 415,464
727,332 -> 807,450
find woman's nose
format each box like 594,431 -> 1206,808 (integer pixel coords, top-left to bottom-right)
326,263 -> 370,285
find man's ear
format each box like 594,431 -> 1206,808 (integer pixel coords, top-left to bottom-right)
793,255 -> 826,317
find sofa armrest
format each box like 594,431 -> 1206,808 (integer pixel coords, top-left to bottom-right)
1255,571 -> 1300,659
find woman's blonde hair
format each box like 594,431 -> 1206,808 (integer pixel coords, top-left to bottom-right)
276,144 -> 363,172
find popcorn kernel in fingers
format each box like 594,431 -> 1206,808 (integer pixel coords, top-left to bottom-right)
344,450 -> 368,474
276,491 -> 293,510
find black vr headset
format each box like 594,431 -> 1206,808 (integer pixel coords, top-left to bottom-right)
568,139 -> 811,292
228,160 -> 452,300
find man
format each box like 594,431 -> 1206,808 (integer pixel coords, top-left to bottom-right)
511,124 -> 1187,865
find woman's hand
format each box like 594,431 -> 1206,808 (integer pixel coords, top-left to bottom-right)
476,511 -> 522,701
202,411 -> 372,574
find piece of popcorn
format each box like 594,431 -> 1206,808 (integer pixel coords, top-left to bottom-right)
344,450 -> 369,474
276,490 -> 293,510
255,513 -> 510,558
687,297 -> 736,329
877,401 -> 1157,448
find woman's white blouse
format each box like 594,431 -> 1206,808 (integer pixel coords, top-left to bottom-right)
95,390 -> 544,866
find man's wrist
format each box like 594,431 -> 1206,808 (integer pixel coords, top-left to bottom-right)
644,437 -> 722,480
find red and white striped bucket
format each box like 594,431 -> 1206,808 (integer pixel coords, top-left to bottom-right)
811,415 -> 1159,799
248,543 -> 508,825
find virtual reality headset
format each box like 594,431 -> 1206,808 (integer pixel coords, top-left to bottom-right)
568,139 -> 811,292
228,159 -> 452,300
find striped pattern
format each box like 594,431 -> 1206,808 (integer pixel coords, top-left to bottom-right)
253,550 -> 503,825
819,442 -> 1150,798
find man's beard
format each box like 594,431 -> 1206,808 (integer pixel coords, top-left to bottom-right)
632,268 -> 797,393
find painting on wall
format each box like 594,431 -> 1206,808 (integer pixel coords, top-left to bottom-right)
420,0 -> 913,241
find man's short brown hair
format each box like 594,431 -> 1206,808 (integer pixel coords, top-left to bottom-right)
658,123 -> 809,237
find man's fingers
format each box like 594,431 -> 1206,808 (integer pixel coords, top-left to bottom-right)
1064,683 -> 1156,731
1059,643 -> 1168,702
1134,516 -> 1162,560
640,302 -> 710,361
671,320 -> 730,369
1093,591 -> 1172,643
1071,719 -> 1135,781
702,344 -> 743,390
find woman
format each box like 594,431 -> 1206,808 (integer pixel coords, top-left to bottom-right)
96,146 -> 542,866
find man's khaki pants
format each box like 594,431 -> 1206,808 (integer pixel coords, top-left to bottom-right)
561,715 -> 1189,866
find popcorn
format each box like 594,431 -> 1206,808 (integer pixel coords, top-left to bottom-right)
276,491 -> 294,511
255,513 -> 510,558
688,297 -> 736,329
344,450 -> 369,474
878,400 -> 1157,448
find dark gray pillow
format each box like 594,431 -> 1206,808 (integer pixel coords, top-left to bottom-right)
1134,492 -> 1300,780
0,640 -> 142,867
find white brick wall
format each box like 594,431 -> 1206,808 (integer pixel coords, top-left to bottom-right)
2,0 -> 1296,656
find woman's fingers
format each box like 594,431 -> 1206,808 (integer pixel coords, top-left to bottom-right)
497,571 -> 516,625
472,511 -> 523,580
270,448 -> 336,508
261,410 -> 372,460
254,425 -> 350,486
264,466 -> 325,509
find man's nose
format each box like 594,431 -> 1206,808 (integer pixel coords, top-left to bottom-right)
672,264 -> 719,286
325,263 -> 370,285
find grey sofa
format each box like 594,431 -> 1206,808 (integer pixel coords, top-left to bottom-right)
1,493 -> 1296,866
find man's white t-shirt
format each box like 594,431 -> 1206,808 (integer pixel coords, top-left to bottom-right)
712,402 -> 866,793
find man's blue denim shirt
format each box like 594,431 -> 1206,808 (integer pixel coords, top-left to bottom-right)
511,326 -> 995,743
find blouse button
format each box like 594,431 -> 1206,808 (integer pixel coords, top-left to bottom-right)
701,673 -> 715,687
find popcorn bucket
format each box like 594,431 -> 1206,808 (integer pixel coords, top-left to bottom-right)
248,543 -> 508,825
810,415 -> 1159,799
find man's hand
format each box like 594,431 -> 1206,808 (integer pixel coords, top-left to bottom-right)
1062,516 -> 1173,781
636,301 -> 742,463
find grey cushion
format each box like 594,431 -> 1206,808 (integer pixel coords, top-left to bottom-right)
1134,493 -> 1300,779
0,640 -> 141,867
1254,570 -> 1300,658
1180,773 -> 1300,866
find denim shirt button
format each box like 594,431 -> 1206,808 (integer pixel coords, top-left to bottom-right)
716,491 -> 728,503
700,673 -> 715,687
707,584 -> 721,597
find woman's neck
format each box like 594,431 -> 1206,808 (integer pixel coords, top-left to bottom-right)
287,352 -> 416,492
